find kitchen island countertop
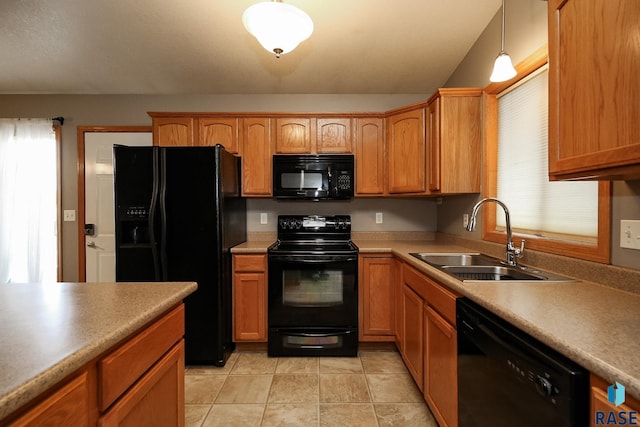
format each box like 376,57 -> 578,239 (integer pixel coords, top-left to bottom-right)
0,281 -> 197,421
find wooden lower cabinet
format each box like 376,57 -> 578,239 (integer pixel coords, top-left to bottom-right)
5,305 -> 186,427
7,372 -> 91,427
232,254 -> 267,342
398,262 -> 459,427
424,306 -> 458,427
590,373 -> 640,427
359,255 -> 395,341
99,342 -> 184,427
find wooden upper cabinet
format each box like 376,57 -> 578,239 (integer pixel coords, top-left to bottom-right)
427,89 -> 481,194
198,117 -> 239,153
316,118 -> 353,153
153,117 -> 195,147
275,118 -> 314,153
386,108 -> 426,194
548,0 -> 640,180
355,117 -> 385,195
241,118 -> 273,196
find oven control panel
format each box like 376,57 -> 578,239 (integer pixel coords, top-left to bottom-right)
277,215 -> 351,232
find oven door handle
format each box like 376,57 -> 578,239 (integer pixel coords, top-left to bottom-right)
283,331 -> 353,337
269,256 -> 358,263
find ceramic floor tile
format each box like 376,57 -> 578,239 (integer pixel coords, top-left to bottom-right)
185,404 -> 211,427
319,374 -> 371,403
201,404 -> 265,427
366,373 -> 424,403
186,352 -> 239,376
319,403 -> 378,427
319,356 -> 364,373
230,352 -> 278,374
374,403 -> 438,426
215,375 -> 273,404
261,403 -> 319,427
185,374 -> 227,404
360,351 -> 409,374
275,357 -> 319,374
268,374 -> 319,403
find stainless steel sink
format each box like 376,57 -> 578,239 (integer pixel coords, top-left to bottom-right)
409,252 -> 574,282
410,252 -> 497,267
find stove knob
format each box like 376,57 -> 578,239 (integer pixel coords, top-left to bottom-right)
535,376 -> 554,397
294,219 -> 302,229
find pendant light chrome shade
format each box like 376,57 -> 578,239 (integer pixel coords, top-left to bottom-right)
489,0 -> 517,82
243,1 -> 314,58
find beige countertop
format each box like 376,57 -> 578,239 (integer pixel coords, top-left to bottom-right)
0,281 -> 197,421
233,238 -> 640,399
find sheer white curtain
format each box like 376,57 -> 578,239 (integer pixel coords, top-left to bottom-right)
0,118 -> 57,283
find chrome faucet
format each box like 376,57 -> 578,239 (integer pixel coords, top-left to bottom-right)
466,197 -> 525,266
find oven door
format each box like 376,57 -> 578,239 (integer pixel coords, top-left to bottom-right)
268,253 -> 358,328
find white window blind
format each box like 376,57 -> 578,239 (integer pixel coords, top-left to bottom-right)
496,67 -> 599,242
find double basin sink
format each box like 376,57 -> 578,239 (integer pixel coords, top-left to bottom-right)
409,252 -> 574,282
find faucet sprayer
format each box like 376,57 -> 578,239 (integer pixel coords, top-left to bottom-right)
466,197 -> 525,266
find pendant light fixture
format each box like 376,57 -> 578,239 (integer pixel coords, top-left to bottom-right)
489,0 -> 517,82
242,0 -> 314,58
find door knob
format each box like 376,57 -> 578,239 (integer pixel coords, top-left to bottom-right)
87,241 -> 97,248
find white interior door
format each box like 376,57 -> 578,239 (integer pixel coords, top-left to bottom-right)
84,133 -> 152,282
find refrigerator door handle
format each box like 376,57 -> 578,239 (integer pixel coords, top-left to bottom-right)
159,149 -> 169,281
149,148 -> 162,281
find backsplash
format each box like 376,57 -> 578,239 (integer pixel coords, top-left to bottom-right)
246,198 -> 438,233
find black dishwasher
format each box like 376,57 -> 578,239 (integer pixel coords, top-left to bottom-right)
457,298 -> 588,427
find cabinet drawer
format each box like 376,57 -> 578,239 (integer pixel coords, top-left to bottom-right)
98,304 -> 184,411
234,255 -> 266,272
99,341 -> 184,427
424,277 -> 458,325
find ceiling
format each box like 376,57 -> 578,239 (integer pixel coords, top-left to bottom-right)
0,0 -> 501,95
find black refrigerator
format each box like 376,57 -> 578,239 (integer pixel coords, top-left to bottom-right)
113,145 -> 246,366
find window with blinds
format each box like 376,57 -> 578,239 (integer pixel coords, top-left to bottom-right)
495,66 -> 599,244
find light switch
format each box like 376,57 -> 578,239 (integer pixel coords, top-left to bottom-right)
63,210 -> 76,222
620,220 -> 640,250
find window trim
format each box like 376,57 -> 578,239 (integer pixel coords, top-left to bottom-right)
481,45 -> 611,264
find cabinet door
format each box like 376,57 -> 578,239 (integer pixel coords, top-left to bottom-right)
241,118 -> 273,196
317,118 -> 352,153
153,117 -> 194,147
8,372 -> 90,427
99,341 -> 185,427
359,255 -> 395,341
198,118 -> 239,153
424,306 -> 458,427
233,272 -> 267,341
386,109 -> 426,194
275,118 -> 313,153
548,0 -> 640,179
355,118 -> 385,195
427,90 -> 481,194
402,283 -> 424,391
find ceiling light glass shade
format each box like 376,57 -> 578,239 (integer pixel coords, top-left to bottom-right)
490,52 -> 517,82
243,2 -> 314,58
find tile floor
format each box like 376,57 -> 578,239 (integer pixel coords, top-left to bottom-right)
185,350 -> 439,427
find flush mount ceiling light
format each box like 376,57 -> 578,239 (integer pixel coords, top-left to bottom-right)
489,0 -> 517,82
242,0 -> 314,58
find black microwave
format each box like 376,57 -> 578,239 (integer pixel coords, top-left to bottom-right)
272,154 -> 354,200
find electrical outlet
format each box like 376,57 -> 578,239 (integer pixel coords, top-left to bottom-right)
63,210 -> 76,222
375,212 -> 383,224
463,214 -> 469,228
260,213 -> 268,225
620,220 -> 640,250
